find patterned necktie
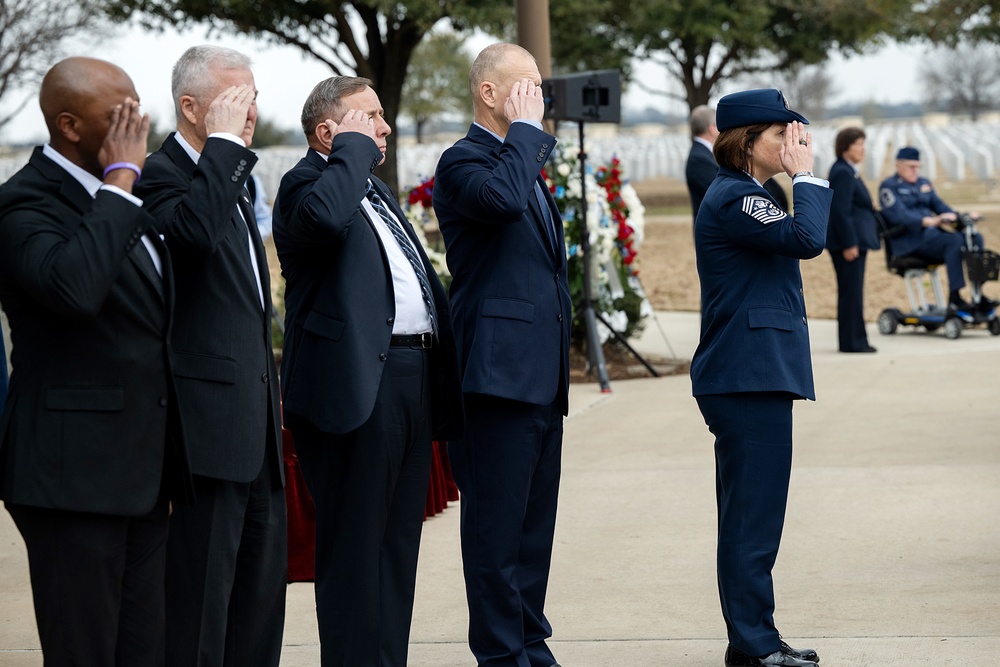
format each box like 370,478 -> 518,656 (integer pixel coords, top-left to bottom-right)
365,182 -> 438,336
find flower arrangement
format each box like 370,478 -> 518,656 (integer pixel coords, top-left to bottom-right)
400,175 -> 449,283
543,144 -> 649,344
401,147 -> 649,346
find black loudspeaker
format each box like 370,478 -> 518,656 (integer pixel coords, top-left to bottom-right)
542,70 -> 621,124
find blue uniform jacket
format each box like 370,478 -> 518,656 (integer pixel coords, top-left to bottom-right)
433,123 -> 571,411
691,168 -> 832,400
878,174 -> 953,258
826,157 -> 880,252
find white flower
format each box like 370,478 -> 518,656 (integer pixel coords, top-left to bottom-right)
557,162 -> 571,177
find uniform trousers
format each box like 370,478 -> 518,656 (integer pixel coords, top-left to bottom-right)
695,391 -> 795,658
830,250 -> 871,351
8,497 -> 170,666
291,345 -> 433,667
164,431 -> 287,667
914,227 -> 982,291
449,394 -> 563,667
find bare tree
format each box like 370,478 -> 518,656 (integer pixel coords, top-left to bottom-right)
0,0 -> 110,134
922,43 -> 1000,120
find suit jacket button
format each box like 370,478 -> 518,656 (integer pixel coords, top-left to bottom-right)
379,353 -> 387,361
557,313 -> 563,322
239,159 -> 248,166
386,317 -> 394,326
261,372 -> 269,383
802,317 -> 807,325
159,397 -> 168,407
231,175 -> 239,182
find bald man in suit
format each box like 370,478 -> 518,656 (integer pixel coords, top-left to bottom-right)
0,57 -> 192,666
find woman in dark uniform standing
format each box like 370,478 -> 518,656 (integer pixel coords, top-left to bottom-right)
691,89 -> 832,667
826,127 -> 880,353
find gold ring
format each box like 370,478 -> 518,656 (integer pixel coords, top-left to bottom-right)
799,139 -> 808,146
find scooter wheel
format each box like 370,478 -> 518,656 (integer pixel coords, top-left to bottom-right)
989,318 -> 1000,336
877,309 -> 898,335
944,317 -> 963,340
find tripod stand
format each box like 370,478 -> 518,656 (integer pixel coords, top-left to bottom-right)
573,121 -> 659,392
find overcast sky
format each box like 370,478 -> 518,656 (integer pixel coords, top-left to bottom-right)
0,25 -> 928,145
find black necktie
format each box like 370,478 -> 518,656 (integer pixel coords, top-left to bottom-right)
365,182 -> 438,336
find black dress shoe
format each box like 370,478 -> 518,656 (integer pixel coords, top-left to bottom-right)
725,643 -> 819,666
780,640 -> 819,662
841,345 -> 876,353
949,292 -> 973,311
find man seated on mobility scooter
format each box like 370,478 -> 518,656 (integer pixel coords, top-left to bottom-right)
879,146 -> 996,313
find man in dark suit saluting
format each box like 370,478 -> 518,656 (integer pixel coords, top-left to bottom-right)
686,104 -> 720,222
433,43 -> 572,667
272,76 -> 463,666
135,45 -> 286,667
0,57 -> 192,665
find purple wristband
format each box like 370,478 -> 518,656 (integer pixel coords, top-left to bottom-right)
103,162 -> 142,182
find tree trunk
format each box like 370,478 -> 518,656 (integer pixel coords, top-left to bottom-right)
369,20 -> 423,196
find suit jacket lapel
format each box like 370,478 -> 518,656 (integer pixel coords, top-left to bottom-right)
30,150 -> 93,216
163,134 -> 198,179
237,188 -> 269,315
128,240 -> 165,302
856,170 -> 874,209
32,149 -> 168,304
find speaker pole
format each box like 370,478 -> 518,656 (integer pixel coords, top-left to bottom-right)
576,121 -> 611,392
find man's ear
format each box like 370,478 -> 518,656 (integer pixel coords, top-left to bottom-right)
55,112 -> 81,143
178,95 -> 199,126
315,121 -> 335,151
479,81 -> 499,110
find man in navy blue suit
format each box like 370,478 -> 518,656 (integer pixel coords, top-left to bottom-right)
272,76 -> 463,666
433,43 -> 572,667
686,104 -> 720,222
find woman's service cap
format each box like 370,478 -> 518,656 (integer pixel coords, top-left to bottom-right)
716,89 -> 809,131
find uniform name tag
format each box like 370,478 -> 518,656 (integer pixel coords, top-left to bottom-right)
741,195 -> 784,225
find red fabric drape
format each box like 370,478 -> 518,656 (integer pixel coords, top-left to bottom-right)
282,430 -> 457,583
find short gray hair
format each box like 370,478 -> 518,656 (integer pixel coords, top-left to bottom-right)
299,76 -> 373,136
171,45 -> 252,120
690,105 -> 716,136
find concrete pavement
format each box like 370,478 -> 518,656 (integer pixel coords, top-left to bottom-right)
1,312 -> 998,666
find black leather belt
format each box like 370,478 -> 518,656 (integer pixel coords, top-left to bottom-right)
390,332 -> 434,348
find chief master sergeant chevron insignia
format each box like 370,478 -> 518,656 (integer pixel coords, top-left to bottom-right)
741,195 -> 785,225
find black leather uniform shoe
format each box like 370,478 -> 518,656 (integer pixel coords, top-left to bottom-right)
780,640 -> 819,662
724,643 -> 819,666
